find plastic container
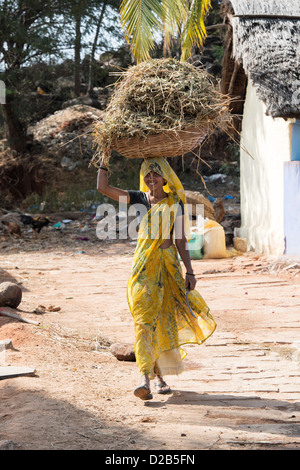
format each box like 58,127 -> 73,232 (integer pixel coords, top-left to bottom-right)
178,231 -> 203,260
188,232 -> 204,259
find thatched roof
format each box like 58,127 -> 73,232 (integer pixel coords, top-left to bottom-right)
222,0 -> 300,119
230,0 -> 300,17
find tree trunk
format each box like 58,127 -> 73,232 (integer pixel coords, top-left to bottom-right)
1,95 -> 27,153
88,0 -> 107,93
74,15 -> 82,97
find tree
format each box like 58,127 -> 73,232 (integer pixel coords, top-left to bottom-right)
0,0 -> 65,152
86,0 -> 122,93
119,0 -> 211,63
88,0 -> 121,92
88,0 -> 108,92
0,0 -> 123,152
63,0 -> 94,96
63,0 -> 121,96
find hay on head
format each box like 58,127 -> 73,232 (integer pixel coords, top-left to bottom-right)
91,58 -> 232,168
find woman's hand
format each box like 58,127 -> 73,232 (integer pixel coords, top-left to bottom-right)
185,273 -> 196,291
97,158 -> 130,203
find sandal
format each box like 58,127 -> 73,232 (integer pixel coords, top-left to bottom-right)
154,380 -> 171,394
134,385 -> 153,400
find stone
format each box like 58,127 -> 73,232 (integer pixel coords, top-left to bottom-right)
0,339 -> 13,350
110,343 -> 136,362
0,440 -> 19,450
233,237 -> 247,252
0,366 -> 36,379
0,282 -> 22,308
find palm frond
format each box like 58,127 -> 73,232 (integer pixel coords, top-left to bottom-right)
120,0 -> 163,63
180,0 -> 211,61
161,0 -> 189,52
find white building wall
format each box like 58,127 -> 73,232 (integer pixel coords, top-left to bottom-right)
237,81 -> 293,255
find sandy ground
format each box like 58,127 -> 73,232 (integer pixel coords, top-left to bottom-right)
0,225 -> 300,451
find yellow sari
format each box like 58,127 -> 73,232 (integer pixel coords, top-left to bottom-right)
127,158 -> 216,378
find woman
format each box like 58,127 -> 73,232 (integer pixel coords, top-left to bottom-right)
97,156 -> 216,400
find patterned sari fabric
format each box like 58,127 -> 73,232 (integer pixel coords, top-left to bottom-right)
127,157 -> 216,378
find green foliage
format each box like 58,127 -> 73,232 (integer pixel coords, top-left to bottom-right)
0,0 -> 65,73
225,142 -> 240,161
219,143 -> 240,177
0,0 -> 125,149
120,0 -> 163,62
22,154 -> 141,213
120,0 -> 212,63
0,0 -> 122,81
23,181 -> 103,213
211,44 -> 224,63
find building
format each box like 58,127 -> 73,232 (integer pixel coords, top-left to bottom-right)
221,0 -> 300,255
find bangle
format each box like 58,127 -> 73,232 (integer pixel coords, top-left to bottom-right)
186,272 -> 195,276
98,166 -> 108,171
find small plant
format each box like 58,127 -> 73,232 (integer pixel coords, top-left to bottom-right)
23,180 -> 104,213
211,45 -> 225,64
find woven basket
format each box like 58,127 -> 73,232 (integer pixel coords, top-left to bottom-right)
111,126 -> 208,159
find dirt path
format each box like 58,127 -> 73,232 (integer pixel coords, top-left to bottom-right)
0,234 -> 300,450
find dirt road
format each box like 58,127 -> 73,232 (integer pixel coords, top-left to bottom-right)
0,233 -> 300,450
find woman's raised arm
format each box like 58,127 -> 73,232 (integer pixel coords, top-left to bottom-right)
97,162 -> 130,204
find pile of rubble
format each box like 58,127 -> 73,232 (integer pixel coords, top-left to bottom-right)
27,104 -> 105,167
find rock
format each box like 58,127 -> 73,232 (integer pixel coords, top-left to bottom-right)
54,76 -> 75,92
47,305 -> 61,312
0,339 -> 13,350
0,366 -> 36,379
61,156 -> 81,171
33,305 -> 46,314
62,96 -> 102,110
234,237 -> 247,252
0,282 -> 22,308
27,105 -> 104,142
0,440 -> 19,450
110,343 -> 136,362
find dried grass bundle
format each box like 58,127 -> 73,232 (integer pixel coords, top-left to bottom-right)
91,58 -> 232,167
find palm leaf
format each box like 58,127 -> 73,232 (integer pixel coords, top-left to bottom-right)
161,0 -> 189,53
120,0 -> 163,63
180,0 -> 211,61
120,0 -> 211,63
